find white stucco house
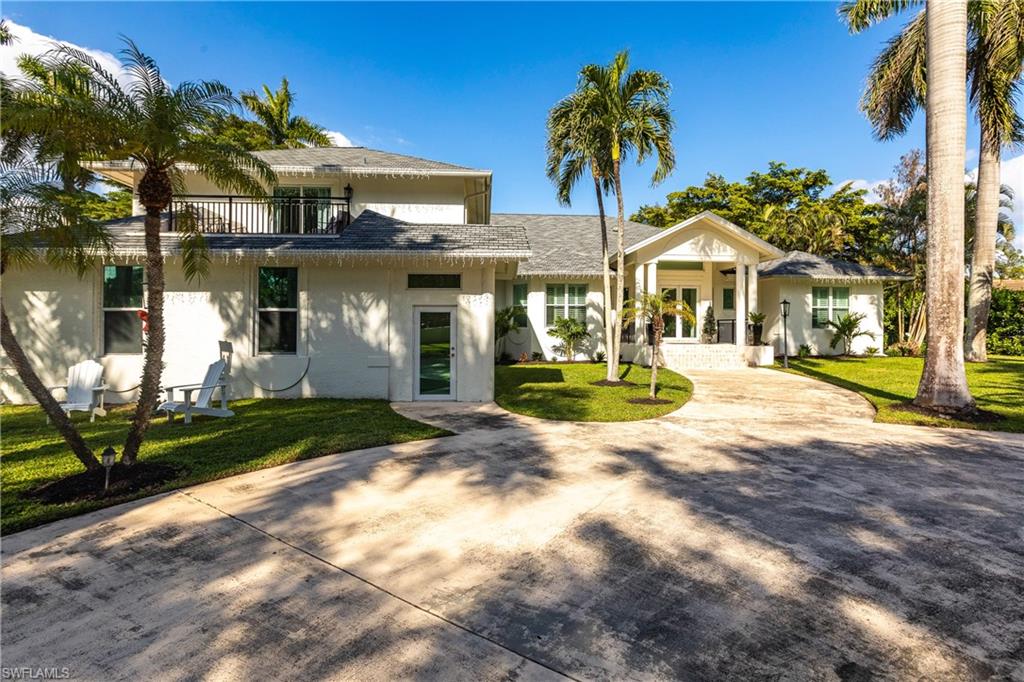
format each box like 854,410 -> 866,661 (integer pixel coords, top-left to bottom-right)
1,147 -> 908,404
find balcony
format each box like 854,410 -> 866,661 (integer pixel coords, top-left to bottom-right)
168,195 -> 352,235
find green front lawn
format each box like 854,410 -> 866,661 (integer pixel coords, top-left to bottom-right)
495,363 -> 693,422
0,399 -> 449,535
781,356 -> 1024,432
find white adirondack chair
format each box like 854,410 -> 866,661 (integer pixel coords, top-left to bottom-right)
157,359 -> 234,424
47,360 -> 108,422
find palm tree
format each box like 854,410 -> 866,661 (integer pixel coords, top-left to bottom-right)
10,39 -> 277,465
622,291 -> 693,400
840,0 -> 1024,363
241,78 -> 332,148
579,51 -> 675,379
825,312 -> 875,356
546,87 -> 617,380
1,159 -> 111,471
919,0 -> 975,414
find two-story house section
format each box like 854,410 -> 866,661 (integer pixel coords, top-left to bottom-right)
1,147 -> 529,403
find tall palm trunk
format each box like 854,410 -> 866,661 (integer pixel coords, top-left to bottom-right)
1,301 -> 100,471
914,0 -> 975,414
649,317 -> 663,400
609,146 -> 626,381
964,126 -> 1000,362
591,162 -> 615,381
121,203 -> 167,465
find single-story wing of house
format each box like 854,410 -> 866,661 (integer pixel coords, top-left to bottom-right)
1,147 -> 908,403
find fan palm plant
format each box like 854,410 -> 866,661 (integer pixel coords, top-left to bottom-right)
0,159 -> 112,471
622,291 -> 694,400
840,0 -> 1024,363
241,78 -> 333,149
546,87 -> 617,380
578,51 -> 675,380
6,39 -> 278,465
825,312 -> 875,356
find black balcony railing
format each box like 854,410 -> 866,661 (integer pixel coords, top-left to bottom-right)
168,195 -> 351,235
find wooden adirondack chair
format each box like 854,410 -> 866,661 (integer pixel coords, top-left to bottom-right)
157,359 -> 234,424
47,360 -> 108,422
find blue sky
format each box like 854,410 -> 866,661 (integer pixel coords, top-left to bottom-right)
4,1 -> 1014,228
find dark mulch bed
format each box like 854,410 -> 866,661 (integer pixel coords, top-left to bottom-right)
590,379 -> 639,387
627,397 -> 674,405
28,462 -> 181,504
890,402 -> 1004,424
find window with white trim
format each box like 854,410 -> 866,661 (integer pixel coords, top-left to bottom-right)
812,286 -> 850,329
258,267 -> 298,354
545,284 -> 587,326
512,283 -> 528,327
102,265 -> 144,354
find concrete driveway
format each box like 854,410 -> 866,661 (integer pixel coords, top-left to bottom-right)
3,369 -> 1023,680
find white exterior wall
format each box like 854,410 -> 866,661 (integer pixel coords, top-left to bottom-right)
499,276 -> 606,361
759,278 -> 885,356
136,172 -> 472,225
1,260 -> 495,404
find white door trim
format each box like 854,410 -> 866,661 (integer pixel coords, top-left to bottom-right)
414,306 -> 457,401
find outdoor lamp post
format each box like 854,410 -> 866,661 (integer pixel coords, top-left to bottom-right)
781,299 -> 791,368
101,446 -> 117,492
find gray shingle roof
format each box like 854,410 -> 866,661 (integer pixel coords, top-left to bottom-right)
99,210 -> 529,261
249,147 -> 485,173
89,147 -> 487,176
754,251 -> 911,281
491,213 -> 662,276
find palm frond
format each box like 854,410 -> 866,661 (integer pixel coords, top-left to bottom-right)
860,9 -> 927,140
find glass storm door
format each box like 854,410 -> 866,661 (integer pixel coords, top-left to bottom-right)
415,307 -> 456,400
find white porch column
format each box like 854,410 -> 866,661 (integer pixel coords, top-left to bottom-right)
735,261 -> 747,348
747,262 -> 758,315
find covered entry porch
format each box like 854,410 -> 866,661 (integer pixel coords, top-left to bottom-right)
616,212 -> 784,369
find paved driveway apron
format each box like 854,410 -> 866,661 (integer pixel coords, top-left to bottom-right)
3,369 -> 1023,680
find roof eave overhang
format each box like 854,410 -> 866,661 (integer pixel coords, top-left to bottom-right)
85,160 -> 491,180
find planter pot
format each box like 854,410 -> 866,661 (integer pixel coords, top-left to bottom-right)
749,323 -> 764,345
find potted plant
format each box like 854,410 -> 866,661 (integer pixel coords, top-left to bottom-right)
701,306 -> 716,343
748,311 -> 766,345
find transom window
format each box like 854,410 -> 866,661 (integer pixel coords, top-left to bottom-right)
102,265 -> 144,354
812,286 -> 850,329
408,274 -> 461,289
258,267 -> 298,354
545,284 -> 587,326
512,282 -> 528,327
662,287 -> 697,339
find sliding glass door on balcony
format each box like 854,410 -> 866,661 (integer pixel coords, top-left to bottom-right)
273,186 -> 332,234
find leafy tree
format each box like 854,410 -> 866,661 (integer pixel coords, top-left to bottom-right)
6,39 -> 277,466
82,187 -> 133,221
240,78 -> 332,149
494,306 -> 521,359
825,312 -> 875,356
0,159 -> 111,471
579,50 -> 675,381
549,317 -> 590,361
201,113 -> 274,151
547,85 -> 616,380
986,288 -> 1024,355
633,162 -> 881,260
840,0 -> 1024,363
623,291 -> 694,400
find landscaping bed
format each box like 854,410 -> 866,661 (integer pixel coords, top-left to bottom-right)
0,398 -> 449,534
779,355 -> 1024,432
495,363 -> 693,422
